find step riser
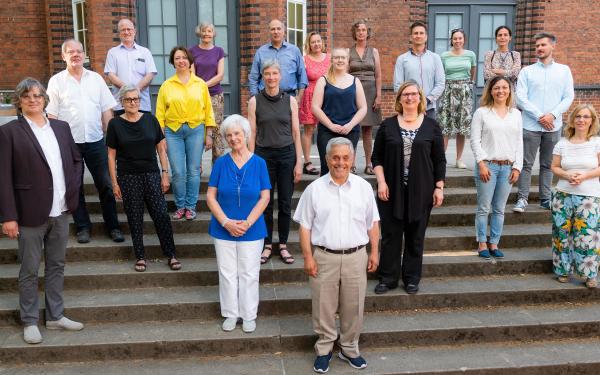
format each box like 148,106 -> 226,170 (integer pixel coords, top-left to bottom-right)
0,260 -> 553,293
0,320 -> 597,364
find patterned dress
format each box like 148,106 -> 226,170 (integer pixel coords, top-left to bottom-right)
299,53 -> 330,124
483,49 -> 521,85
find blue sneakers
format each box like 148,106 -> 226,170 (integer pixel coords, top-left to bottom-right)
540,199 -> 551,210
489,248 -> 505,258
313,352 -> 332,373
478,249 -> 491,259
338,351 -> 368,369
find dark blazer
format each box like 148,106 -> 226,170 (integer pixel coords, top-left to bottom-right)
372,115 -> 446,222
0,117 -> 82,227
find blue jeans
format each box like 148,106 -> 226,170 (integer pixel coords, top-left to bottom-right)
474,162 -> 513,244
165,124 -> 205,210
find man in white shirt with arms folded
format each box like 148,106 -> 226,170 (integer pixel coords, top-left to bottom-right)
294,137 -> 380,373
47,38 -> 123,244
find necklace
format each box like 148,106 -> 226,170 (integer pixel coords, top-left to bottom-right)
230,153 -> 250,207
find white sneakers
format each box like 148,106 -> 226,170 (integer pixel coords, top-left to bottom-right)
23,325 -> 42,344
222,317 -> 256,333
455,159 -> 467,169
222,317 -> 237,332
242,319 -> 256,333
46,316 -> 84,331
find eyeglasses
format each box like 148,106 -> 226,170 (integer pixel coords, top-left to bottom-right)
332,55 -> 347,60
65,49 -> 83,55
401,92 -> 420,98
20,93 -> 44,101
122,97 -> 140,104
575,115 -> 592,120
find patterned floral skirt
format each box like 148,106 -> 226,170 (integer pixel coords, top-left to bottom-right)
551,190 -> 600,279
437,79 -> 472,136
210,93 -> 225,163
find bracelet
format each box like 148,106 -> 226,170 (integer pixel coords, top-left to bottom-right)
161,169 -> 168,174
222,218 -> 230,227
244,220 -> 251,227
434,186 -> 444,191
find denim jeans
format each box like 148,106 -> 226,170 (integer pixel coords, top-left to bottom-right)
474,162 -> 513,244
165,124 -> 205,210
517,129 -> 560,202
73,139 -> 120,232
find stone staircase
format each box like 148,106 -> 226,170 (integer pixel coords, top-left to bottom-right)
1,169 -> 600,374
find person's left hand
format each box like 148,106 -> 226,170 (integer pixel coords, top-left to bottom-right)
293,162 -> 303,184
367,251 -> 379,273
161,174 -> 170,193
433,188 -> 444,207
509,169 -> 520,184
373,96 -> 381,111
538,113 -> 555,130
569,171 -> 587,185
205,135 -> 213,150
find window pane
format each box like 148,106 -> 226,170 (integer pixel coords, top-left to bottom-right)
479,39 -> 492,57
215,27 -> 228,52
163,26 -> 177,52
199,0 -> 213,23
222,57 -> 229,84
435,15 -> 448,38
148,26 -> 164,54
214,1 -> 227,25
77,3 -> 85,29
449,14 -> 462,31
296,4 -> 303,30
288,3 -> 296,29
434,39 -> 447,54
288,30 -> 296,46
480,14 -> 492,38
147,0 -> 161,25
494,14 -> 506,30
164,56 -> 175,79
155,57 -> 165,83
477,65 -> 484,86
162,0 -> 177,25
296,31 -> 303,48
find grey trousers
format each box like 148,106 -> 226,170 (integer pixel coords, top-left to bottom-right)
517,129 -> 561,202
17,214 -> 69,326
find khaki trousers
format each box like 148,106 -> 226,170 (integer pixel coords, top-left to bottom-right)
309,246 -> 368,357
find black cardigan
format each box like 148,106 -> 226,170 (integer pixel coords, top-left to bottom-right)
372,115 -> 446,222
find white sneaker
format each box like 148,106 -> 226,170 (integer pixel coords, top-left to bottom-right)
513,198 -> 528,213
222,317 -> 237,332
455,159 -> 467,169
46,317 -> 84,331
23,325 -> 42,344
242,319 -> 256,333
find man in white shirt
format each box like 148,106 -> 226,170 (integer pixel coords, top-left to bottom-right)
514,32 -> 574,212
104,18 -> 157,115
47,39 -> 123,244
294,137 -> 380,373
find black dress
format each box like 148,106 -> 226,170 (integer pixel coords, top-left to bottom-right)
371,115 -> 446,286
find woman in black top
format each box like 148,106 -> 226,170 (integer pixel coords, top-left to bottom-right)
248,60 -> 303,265
106,85 -> 180,272
372,81 -> 446,295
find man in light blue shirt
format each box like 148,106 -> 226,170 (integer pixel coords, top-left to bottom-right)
393,21 -> 445,119
104,19 -> 157,115
514,32 -> 574,212
248,19 -> 308,101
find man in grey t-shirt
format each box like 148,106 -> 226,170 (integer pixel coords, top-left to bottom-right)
393,21 -> 445,119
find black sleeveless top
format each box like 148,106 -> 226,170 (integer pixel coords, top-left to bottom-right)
255,89 -> 293,148
319,77 -> 359,133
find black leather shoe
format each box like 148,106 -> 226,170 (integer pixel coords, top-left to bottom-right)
76,229 -> 90,244
374,282 -> 398,295
110,229 -> 125,243
405,283 -> 419,294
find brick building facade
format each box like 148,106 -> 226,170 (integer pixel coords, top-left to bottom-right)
1,0 -> 599,116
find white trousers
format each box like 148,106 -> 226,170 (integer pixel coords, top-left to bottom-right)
213,238 -> 263,321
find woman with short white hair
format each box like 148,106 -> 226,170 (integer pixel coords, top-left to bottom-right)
206,114 -> 271,333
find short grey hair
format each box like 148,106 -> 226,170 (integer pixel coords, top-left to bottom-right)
261,59 -> 281,74
221,114 -> 252,140
118,84 -> 140,102
195,22 -> 215,38
325,137 -> 354,157
13,77 -> 49,116
61,38 -> 83,55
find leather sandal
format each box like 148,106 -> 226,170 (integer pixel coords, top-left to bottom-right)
303,162 -> 320,175
168,257 -> 182,271
260,245 -> 273,264
134,259 -> 146,272
279,247 -> 295,264
364,165 -> 374,175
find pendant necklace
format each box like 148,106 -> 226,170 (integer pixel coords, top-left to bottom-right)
232,153 -> 250,207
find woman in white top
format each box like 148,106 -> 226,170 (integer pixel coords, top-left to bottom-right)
550,104 -> 600,288
470,76 -> 522,260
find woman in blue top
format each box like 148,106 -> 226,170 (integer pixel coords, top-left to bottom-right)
311,47 -> 367,175
207,114 -> 271,334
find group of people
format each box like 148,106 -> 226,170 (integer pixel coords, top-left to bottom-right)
0,15 -> 598,375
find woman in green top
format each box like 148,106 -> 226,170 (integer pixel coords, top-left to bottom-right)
438,28 -> 477,169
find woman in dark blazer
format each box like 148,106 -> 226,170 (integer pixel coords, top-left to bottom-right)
372,81 -> 446,295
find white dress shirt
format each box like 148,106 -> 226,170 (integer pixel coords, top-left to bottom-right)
25,116 -> 67,217
46,69 -> 117,143
293,173 -> 380,250
470,107 -> 524,171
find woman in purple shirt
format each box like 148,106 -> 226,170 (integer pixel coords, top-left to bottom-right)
189,23 -> 226,164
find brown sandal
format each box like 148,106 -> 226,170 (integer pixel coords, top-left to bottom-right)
261,245 -> 273,264
364,165 -> 374,175
303,162 -> 320,175
134,259 -> 147,272
279,247 -> 295,264
168,257 -> 182,271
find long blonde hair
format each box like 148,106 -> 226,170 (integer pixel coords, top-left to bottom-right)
326,48 -> 349,84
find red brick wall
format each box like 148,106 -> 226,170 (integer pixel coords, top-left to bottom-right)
0,0 -> 51,88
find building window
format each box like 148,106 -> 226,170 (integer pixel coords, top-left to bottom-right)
72,0 -> 89,59
287,0 -> 306,48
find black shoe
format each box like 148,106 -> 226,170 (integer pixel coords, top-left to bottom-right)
76,229 -> 90,244
405,283 -> 419,294
110,229 -> 125,243
374,282 -> 397,295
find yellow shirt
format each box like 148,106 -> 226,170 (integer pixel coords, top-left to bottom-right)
155,73 -> 216,132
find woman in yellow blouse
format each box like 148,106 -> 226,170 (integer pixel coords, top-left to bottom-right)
156,46 -> 216,220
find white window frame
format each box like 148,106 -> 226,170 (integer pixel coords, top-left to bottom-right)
72,0 -> 89,61
287,0 -> 306,49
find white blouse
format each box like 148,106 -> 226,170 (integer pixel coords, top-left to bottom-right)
553,136 -> 600,197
